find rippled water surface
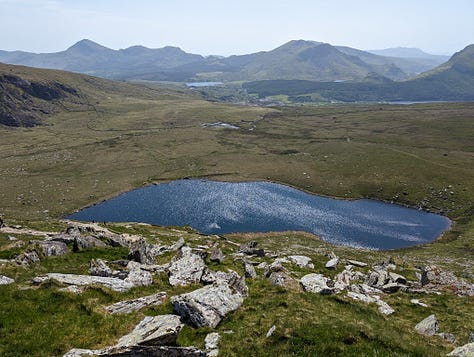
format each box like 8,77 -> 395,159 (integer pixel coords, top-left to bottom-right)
67,180 -> 451,250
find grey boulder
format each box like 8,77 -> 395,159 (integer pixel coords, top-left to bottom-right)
300,273 -> 334,294
105,292 -> 167,314
168,248 -> 206,286
448,342 -> 474,356
415,314 -> 439,336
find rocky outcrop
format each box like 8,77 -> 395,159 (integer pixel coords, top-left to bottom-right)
415,315 -> 439,336
168,248 -> 206,286
105,292 -> 167,314
124,261 -> 153,287
243,259 -> 257,279
33,273 -> 135,292
171,281 -> 245,328
420,265 -> 474,296
15,250 -> 40,265
90,259 -> 116,277
34,240 -> 69,257
0,275 -> 14,285
210,247 -> 225,263
116,315 -> 183,347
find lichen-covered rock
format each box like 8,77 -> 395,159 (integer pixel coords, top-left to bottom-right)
171,282 -> 244,328
300,273 -> 334,294
0,275 -> 14,285
420,266 -> 474,296
124,262 -> 153,287
210,247 -> 225,263
346,292 -> 394,315
116,315 -> 183,347
268,271 -> 298,289
325,257 -> 339,269
34,241 -> 69,256
105,292 -> 167,314
447,342 -> 474,356
415,314 -> 439,336
168,248 -> 206,286
64,345 -> 206,356
90,259 -> 114,277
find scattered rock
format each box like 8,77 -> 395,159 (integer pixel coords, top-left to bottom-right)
300,273 -> 334,295
105,292 -> 167,314
239,241 -> 264,257
268,271 -> 298,289
447,342 -> 474,356
410,299 -> 428,308
415,314 -> 439,336
51,234 -> 107,250
168,248 -> 206,286
34,273 -> 134,292
266,325 -> 276,338
128,239 -> 158,265
58,285 -> 84,294
33,240 -> 69,257
171,282 -> 245,328
288,255 -> 314,269
388,272 -> 407,285
210,247 -> 225,263
347,259 -> 367,267
15,250 -> 40,265
205,332 -> 220,357
381,282 -> 403,294
243,259 -> 257,279
0,275 -> 14,285
346,291 -> 394,315
65,345 -> 206,356
334,266 -> 364,291
365,269 -> 390,289
437,332 -> 456,344
116,315 -> 183,347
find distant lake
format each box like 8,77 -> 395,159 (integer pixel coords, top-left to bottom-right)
186,82 -> 223,87
67,180 -> 451,250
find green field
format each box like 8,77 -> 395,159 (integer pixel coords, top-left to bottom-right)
1,72 -> 474,355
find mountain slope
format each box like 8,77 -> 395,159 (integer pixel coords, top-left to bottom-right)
0,62 -> 161,127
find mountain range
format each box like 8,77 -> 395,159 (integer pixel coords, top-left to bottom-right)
0,39 -> 450,83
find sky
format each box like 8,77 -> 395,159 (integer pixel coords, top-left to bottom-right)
1,0 -> 473,56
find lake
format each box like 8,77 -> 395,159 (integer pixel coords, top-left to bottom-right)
67,180 -> 451,250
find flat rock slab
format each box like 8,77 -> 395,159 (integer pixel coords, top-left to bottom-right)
116,315 -> 183,347
105,292 -> 167,314
346,291 -> 394,315
347,259 -> 367,267
171,283 -> 244,328
36,273 -> 134,292
64,346 -> 206,357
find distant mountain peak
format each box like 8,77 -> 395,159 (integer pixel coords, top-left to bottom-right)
368,47 -> 449,60
66,39 -> 113,54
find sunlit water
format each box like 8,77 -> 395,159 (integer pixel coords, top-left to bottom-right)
67,180 -> 451,250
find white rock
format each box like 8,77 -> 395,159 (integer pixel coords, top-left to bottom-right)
300,273 -> 334,294
205,332 -> 220,356
325,257 -> 339,269
415,314 -> 439,336
447,342 -> 474,356
410,299 -> 428,308
288,255 -> 314,269
347,259 -> 367,267
266,325 -> 276,338
105,292 -> 167,314
0,275 -> 14,285
37,273 -> 134,292
168,250 -> 206,286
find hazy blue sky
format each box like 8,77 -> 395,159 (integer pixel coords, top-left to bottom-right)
1,0 -> 473,56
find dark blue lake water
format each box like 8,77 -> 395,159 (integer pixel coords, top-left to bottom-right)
67,180 -> 451,250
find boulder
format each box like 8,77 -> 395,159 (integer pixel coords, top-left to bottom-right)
381,282 -> 403,294
116,315 -> 183,347
105,292 -> 167,314
243,260 -> 257,279
168,249 -> 206,286
210,247 -> 225,263
300,273 -> 334,295
239,241 -> 264,257
388,272 -> 407,285
334,266 -> 364,291
128,240 -> 155,264
51,234 -> 107,250
325,257 -> 339,269
35,273 -> 134,292
288,255 -> 314,269
415,314 -> 439,336
437,332 -> 456,344
447,342 -> 474,356
171,282 -> 244,328
205,332 -> 220,357
365,269 -> 389,288
0,275 -> 14,285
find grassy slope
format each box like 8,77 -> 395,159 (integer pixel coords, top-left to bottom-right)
0,65 -> 473,356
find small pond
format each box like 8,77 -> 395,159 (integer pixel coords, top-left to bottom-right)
67,180 -> 451,250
